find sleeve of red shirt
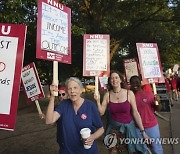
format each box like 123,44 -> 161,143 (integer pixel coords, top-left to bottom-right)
142,84 -> 152,92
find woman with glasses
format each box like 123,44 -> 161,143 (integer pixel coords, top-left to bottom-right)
39,85 -> 68,120
58,86 -> 68,102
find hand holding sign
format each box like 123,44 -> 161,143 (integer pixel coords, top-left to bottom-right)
152,83 -> 159,105
49,83 -> 58,96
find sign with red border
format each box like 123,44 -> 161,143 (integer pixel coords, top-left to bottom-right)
83,34 -> 110,77
0,23 -> 27,131
123,58 -> 140,83
136,43 -> 164,84
36,0 -> 71,64
21,62 -> 45,103
99,76 -> 108,90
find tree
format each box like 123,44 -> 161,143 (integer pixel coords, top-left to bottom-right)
1,0 -> 179,81
69,0 -> 180,71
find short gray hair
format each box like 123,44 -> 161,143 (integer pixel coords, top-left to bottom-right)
65,77 -> 84,89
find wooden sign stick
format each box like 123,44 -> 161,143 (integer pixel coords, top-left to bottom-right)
53,61 -> 59,96
95,76 -> 99,96
35,100 -> 43,115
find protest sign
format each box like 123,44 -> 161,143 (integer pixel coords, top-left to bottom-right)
83,34 -> 110,94
83,34 -> 110,76
36,0 -> 71,64
0,23 -> 27,131
123,58 -> 140,83
173,64 -> 179,73
99,76 -> 108,90
21,62 -> 45,103
36,0 -> 71,96
136,43 -> 164,84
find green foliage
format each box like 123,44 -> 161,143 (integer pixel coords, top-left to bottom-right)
0,0 -> 179,82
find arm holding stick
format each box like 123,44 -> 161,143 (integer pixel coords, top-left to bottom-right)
46,83 -> 60,124
152,83 -> 162,111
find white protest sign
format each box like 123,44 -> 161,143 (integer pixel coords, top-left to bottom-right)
99,76 -> 108,89
36,0 -> 71,63
140,47 -> 161,78
123,58 -> 139,83
22,68 -> 41,98
173,64 -> 179,73
83,34 -> 110,76
0,23 -> 26,131
0,36 -> 18,114
41,2 -> 68,54
136,43 -> 164,84
86,39 -> 107,71
21,62 -> 45,102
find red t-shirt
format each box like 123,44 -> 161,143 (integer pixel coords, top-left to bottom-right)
171,78 -> 177,90
135,90 -> 157,128
142,84 -> 152,92
165,78 -> 171,92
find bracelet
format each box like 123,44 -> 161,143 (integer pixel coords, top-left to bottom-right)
140,129 -> 145,133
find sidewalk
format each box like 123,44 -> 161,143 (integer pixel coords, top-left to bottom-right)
0,91 -> 179,154
170,99 -> 180,154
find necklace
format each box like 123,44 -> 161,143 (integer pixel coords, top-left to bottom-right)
113,89 -> 122,93
112,89 -> 122,101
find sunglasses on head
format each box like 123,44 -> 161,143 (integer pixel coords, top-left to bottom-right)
59,93 -> 65,97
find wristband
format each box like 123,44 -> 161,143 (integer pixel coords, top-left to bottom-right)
140,129 -> 145,133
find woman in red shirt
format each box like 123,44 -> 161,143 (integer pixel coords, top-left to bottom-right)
130,75 -> 163,154
170,75 -> 178,101
164,74 -> 174,107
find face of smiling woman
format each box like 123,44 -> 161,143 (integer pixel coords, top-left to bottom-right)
110,72 -> 121,88
130,76 -> 142,93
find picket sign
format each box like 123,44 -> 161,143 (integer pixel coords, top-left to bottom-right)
0,23 -> 27,131
36,0 -> 71,96
21,62 -> 45,119
83,34 -> 110,95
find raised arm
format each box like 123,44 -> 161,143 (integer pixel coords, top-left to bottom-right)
45,84 -> 60,125
94,92 -> 109,116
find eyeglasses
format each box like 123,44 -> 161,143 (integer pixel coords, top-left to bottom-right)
59,93 -> 66,97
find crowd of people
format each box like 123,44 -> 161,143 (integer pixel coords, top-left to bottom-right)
41,67 -> 180,154
164,72 -> 180,107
